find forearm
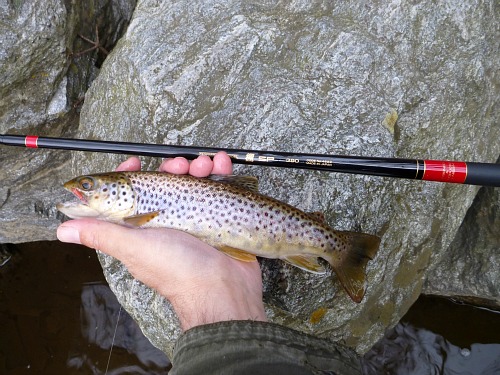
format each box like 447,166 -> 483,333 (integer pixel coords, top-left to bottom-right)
170,320 -> 362,375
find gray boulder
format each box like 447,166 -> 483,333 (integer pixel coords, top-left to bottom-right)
423,177 -> 500,308
0,0 -> 68,131
77,0 -> 498,357
0,0 -> 136,243
0,0 -> 72,243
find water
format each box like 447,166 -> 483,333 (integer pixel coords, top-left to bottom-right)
362,296 -> 500,374
0,241 -> 170,374
1,241 -> 499,374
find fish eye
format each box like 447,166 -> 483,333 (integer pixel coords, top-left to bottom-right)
78,177 -> 95,191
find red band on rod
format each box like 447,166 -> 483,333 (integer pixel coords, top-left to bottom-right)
25,135 -> 39,148
423,160 -> 467,184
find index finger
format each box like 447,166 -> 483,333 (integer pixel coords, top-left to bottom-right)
115,156 -> 141,171
211,151 -> 233,175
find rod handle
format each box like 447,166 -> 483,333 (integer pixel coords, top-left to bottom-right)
465,162 -> 500,187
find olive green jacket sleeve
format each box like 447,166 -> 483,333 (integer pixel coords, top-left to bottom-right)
169,320 -> 362,375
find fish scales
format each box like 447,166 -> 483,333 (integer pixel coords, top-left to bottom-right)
57,171 -> 380,302
129,173 -> 343,256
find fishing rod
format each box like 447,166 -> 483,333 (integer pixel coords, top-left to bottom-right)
1,134 -> 499,187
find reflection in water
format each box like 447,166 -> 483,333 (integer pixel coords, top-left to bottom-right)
0,241 -> 169,374
363,322 -> 500,375
0,241 -> 499,374
68,283 -> 169,374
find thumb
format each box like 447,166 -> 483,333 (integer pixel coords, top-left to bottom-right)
57,219 -> 139,260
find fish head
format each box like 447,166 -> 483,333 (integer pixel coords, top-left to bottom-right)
57,173 -> 136,222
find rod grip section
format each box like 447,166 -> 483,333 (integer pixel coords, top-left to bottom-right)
464,162 -> 500,187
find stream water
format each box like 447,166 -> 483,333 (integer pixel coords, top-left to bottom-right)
1,241 -> 499,374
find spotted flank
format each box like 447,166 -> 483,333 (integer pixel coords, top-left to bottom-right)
57,171 -> 380,302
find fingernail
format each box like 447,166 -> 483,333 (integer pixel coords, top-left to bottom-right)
57,225 -> 81,244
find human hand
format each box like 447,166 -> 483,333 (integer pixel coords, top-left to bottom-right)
57,152 -> 267,331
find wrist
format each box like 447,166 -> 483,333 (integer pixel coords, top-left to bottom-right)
170,279 -> 267,331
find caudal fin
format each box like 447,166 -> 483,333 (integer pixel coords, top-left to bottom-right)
329,232 -> 380,303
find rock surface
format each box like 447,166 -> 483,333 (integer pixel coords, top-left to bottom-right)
423,169 -> 500,308
82,0 -> 499,357
0,0 -> 136,243
1,0 -> 498,360
0,0 -> 68,131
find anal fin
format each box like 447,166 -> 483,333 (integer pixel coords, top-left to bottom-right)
283,255 -> 326,274
217,245 -> 257,262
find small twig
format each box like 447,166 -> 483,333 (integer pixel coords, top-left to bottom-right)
74,25 -> 109,57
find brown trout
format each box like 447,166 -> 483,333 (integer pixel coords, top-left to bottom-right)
57,172 -> 380,302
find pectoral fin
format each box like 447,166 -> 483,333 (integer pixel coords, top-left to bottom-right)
123,211 -> 160,227
283,255 -> 326,274
217,245 -> 257,262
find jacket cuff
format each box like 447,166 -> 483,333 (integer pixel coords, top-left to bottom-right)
170,320 -> 361,375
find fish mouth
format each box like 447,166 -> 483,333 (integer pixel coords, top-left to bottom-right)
70,188 -> 88,205
55,188 -> 89,214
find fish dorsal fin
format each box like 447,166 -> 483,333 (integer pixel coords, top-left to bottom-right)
283,255 -> 326,274
208,175 -> 259,192
307,211 -> 326,223
123,211 -> 160,227
217,245 -> 257,262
